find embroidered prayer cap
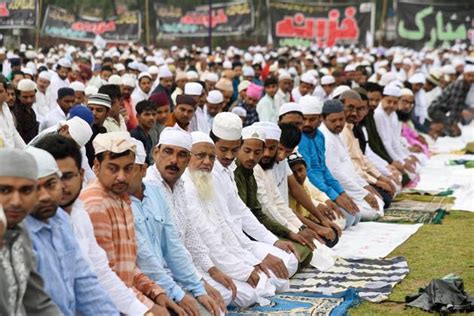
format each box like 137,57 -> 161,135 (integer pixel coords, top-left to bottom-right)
70,81 -> 85,92
130,138 -> 147,165
17,79 -> 36,92
383,84 -> 402,97
238,80 -> 251,93
0,148 -> 38,180
38,71 -> 51,81
279,102 -> 303,116
93,131 -> 136,155
322,99 -> 344,114
157,127 -> 192,151
25,146 -> 62,179
121,74 -> 136,87
330,85 -> 350,99
253,122 -> 281,141
207,90 -> 223,104
158,66 -> 173,78
242,126 -> 266,143
108,74 -> 122,85
184,82 -> 203,96
246,83 -> 263,100
88,93 -> 112,108
426,70 -> 442,86
191,131 -> 214,145
408,73 -> 426,85
149,92 -> 169,107
320,75 -> 335,85
231,106 -> 247,117
299,95 -> 323,115
212,112 -> 242,140
215,78 -> 233,92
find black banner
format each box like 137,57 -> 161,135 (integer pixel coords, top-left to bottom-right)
155,0 -> 254,37
269,1 -> 372,47
41,5 -> 141,43
396,0 -> 474,49
0,0 -> 37,28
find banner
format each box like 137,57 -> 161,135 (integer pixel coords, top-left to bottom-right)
0,0 -> 37,28
155,0 -> 254,37
396,0 -> 474,49
41,5 -> 141,43
269,1 -> 372,47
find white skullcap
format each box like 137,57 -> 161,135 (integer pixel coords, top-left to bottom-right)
204,72 -> 218,82
130,138 -> 147,165
25,146 -> 61,179
212,112 -> 242,140
84,86 -> 99,97
186,70 -> 199,80
175,72 -> 188,81
400,88 -> 414,96
442,65 -> 456,75
38,71 -> 51,81
278,70 -> 292,81
17,79 -> 36,91
464,64 -> 474,73
383,84 -> 402,97
379,72 -> 397,86
330,85 -> 350,99
344,64 -> 356,72
243,66 -> 254,77
157,127 -> 192,151
191,131 -> 214,145
253,122 -> 281,141
62,117 -> 93,147
70,81 -> 85,92
242,126 -> 266,142
122,74 -> 136,87
207,90 -> 223,104
0,148 -> 38,180
223,60 -> 232,69
159,66 -> 173,78
114,64 -> 125,72
108,74 -> 122,85
321,75 -> 335,85
300,72 -> 316,85
184,82 -> 203,96
93,131 -> 136,155
231,106 -> 247,117
238,80 -> 250,92
57,57 -> 72,68
408,73 -> 426,84
279,102 -> 302,116
299,95 -> 323,115
138,72 -> 152,80
393,55 -> 403,64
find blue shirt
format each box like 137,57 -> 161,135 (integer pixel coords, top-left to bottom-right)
25,208 -> 118,316
131,184 -> 206,302
298,129 -> 345,201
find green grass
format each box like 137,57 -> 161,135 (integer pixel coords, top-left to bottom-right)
349,211 -> 474,315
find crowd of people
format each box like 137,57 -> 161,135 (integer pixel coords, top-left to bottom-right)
0,42 -> 473,315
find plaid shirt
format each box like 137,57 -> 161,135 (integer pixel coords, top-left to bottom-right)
80,180 -> 164,308
238,100 -> 259,127
428,79 -> 471,125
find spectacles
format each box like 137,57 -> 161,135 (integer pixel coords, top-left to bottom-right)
191,152 -> 216,162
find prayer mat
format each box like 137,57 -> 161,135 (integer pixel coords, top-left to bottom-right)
375,208 -> 447,224
389,198 -> 453,212
289,256 -> 409,303
228,288 -> 359,316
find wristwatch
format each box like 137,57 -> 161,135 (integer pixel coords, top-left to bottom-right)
299,224 -> 307,232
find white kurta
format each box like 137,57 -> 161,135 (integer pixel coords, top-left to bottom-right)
131,87 -> 149,108
189,106 -> 209,133
291,87 -> 303,103
269,161 -> 292,204
70,200 -> 149,315
0,102 -> 25,149
48,73 -> 69,108
373,105 -> 409,162
39,103 -> 66,132
33,89 -> 53,123
425,86 -> 442,108
312,85 -> 329,102
274,89 -> 290,114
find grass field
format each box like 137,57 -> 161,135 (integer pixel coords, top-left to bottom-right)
349,211 -> 474,315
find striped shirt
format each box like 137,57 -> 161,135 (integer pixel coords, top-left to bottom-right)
80,179 -> 164,308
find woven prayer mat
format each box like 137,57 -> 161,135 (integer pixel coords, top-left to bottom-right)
289,256 -> 409,303
228,288 -> 359,316
376,208 -> 447,224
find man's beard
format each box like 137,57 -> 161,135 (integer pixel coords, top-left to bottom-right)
189,170 -> 214,202
259,154 -> 277,170
396,110 -> 412,122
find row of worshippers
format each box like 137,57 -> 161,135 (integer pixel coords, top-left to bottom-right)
0,73 -> 429,314
1,43 -> 473,152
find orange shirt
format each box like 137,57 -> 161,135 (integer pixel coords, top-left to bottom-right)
123,97 -> 138,131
